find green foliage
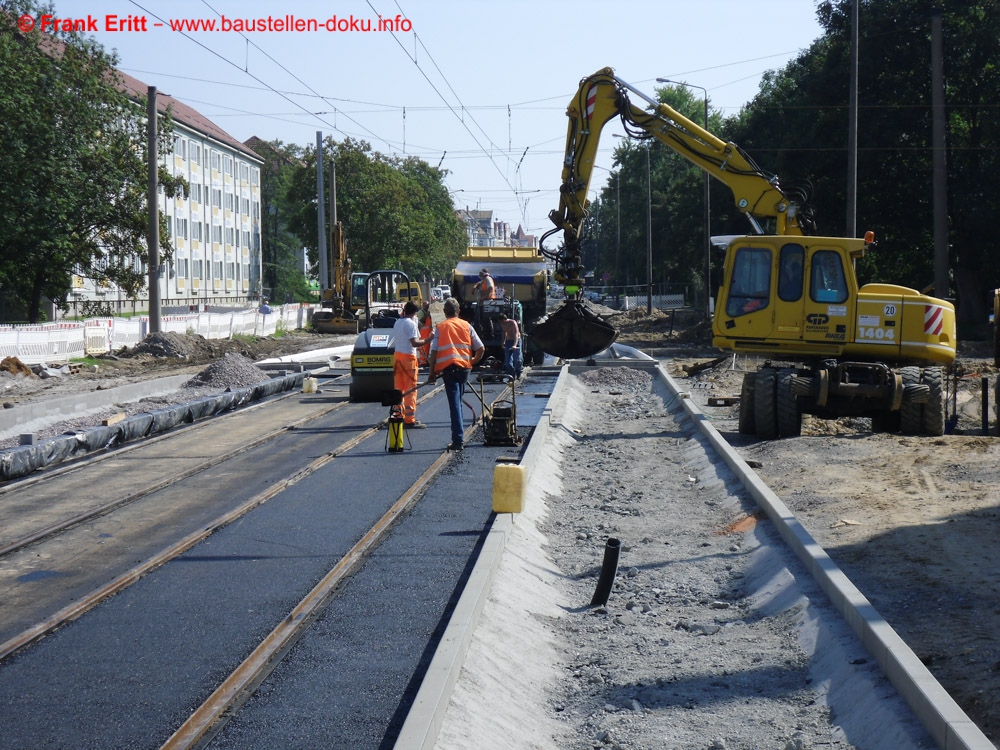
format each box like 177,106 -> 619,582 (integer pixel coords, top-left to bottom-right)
724,0 -> 1000,323
0,0 -> 182,323
282,137 -> 465,282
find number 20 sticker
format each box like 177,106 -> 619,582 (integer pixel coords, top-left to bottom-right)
883,304 -> 897,316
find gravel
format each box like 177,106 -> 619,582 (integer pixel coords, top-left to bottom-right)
436,365 -> 934,750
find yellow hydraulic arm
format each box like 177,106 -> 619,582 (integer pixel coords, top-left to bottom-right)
542,67 -> 810,291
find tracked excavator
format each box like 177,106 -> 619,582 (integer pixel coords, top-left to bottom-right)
535,67 -> 956,437
311,221 -> 360,335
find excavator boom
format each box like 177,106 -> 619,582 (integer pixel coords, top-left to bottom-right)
535,67 -> 812,359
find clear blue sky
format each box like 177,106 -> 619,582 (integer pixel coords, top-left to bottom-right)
69,0 -> 825,236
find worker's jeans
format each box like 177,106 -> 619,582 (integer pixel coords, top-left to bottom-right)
503,342 -> 522,378
441,366 -> 469,446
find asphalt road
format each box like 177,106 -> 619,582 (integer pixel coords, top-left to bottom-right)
0,376 -> 542,749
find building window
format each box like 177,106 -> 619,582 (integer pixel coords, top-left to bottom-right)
224,156 -> 233,175
241,163 -> 249,181
251,167 -> 259,186
214,261 -> 223,279
226,262 -> 235,280
193,259 -> 203,280
176,258 -> 189,277
190,183 -> 202,203
177,218 -> 188,240
242,197 -> 250,214
212,225 -> 222,243
225,227 -> 235,245
243,262 -> 250,281
191,222 -> 202,241
174,136 -> 187,160
190,143 -> 201,165
211,151 -> 221,171
224,193 -> 234,211
211,189 -> 222,208
243,230 -> 251,248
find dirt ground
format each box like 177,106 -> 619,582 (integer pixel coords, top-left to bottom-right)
3,307 -> 998,743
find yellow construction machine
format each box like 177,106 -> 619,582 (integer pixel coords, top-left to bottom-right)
311,221 -> 360,335
536,67 -> 956,437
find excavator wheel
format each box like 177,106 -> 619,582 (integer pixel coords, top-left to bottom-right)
529,300 -> 618,360
776,368 -> 802,438
921,366 -> 945,436
899,366 -> 922,435
738,373 -> 756,435
753,368 -> 779,440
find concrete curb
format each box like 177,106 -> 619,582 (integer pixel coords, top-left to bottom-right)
655,363 -> 995,750
392,366 -> 573,750
0,374 -> 193,437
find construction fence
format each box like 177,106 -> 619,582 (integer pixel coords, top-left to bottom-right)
0,304 -> 317,366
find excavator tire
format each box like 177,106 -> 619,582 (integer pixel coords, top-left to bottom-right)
921,366 -> 945,436
776,368 -> 802,438
754,368 -> 779,440
738,373 -> 756,435
899,366 -> 923,435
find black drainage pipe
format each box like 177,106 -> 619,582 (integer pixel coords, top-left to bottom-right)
590,537 -> 621,606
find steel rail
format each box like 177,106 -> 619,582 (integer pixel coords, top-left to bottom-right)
0,386 -> 442,662
160,387 -> 504,750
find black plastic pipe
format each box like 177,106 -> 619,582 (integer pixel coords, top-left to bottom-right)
590,537 -> 621,606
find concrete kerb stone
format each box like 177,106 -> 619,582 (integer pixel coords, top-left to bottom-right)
392,365 -> 574,750
654,363 -> 995,750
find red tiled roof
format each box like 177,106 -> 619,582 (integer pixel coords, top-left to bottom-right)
115,69 -> 262,162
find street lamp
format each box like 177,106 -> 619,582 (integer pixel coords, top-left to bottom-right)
657,78 -> 712,320
614,134 -> 653,315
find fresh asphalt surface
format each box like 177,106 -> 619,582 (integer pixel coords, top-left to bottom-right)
0,375 -> 547,749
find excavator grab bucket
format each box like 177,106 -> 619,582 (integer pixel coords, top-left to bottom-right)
530,299 -> 618,360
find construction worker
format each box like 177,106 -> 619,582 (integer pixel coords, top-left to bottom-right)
474,268 -> 496,301
500,312 -> 522,379
427,298 -> 485,451
416,299 -> 434,368
391,301 -> 427,428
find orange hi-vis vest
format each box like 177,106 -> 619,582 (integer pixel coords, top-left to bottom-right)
419,311 -> 433,340
433,317 -> 474,373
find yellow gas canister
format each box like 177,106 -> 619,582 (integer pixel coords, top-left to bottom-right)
492,464 -> 526,513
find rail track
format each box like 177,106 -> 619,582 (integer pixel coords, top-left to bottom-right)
0,359 -> 992,749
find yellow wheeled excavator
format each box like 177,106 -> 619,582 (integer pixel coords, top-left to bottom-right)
534,67 -> 956,437
311,221 -> 360,335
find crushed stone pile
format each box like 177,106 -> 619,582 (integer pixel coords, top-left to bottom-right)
127,332 -> 214,360
183,353 -> 271,390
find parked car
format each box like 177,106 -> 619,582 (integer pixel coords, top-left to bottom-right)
430,288 -> 443,302
434,284 -> 451,301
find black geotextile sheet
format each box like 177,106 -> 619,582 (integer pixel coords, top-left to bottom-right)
0,371 -> 305,482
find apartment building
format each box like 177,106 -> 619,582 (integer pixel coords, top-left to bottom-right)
70,71 -> 264,313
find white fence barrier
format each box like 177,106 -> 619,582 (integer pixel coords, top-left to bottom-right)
0,304 -> 320,366
620,294 -> 686,311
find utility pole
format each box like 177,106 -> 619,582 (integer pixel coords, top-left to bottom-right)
931,8 -> 949,299
146,86 -> 161,333
316,132 -> 328,292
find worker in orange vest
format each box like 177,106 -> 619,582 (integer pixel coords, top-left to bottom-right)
391,301 -> 428,428
416,300 -> 433,367
474,268 -> 496,301
427,298 -> 485,450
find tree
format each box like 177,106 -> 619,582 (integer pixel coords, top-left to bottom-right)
283,136 -> 464,282
0,0 -> 182,322
725,0 -> 1000,330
